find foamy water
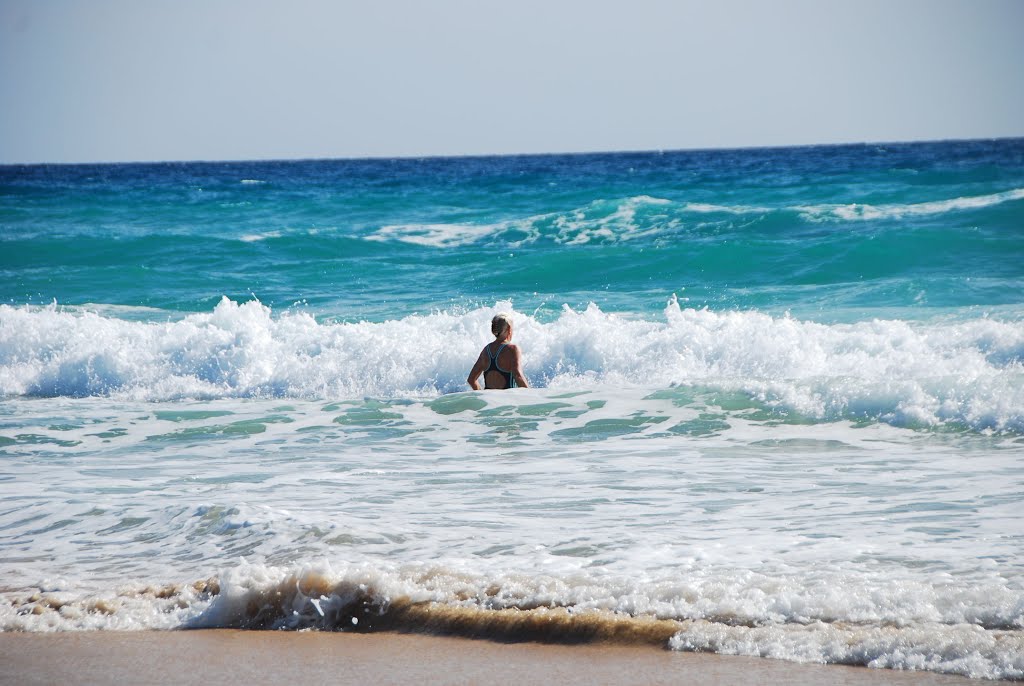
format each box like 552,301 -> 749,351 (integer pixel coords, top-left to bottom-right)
2,299 -> 1021,432
1,386 -> 1022,677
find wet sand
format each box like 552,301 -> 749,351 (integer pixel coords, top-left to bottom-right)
0,630 -> 979,686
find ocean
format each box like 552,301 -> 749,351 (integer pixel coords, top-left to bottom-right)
1,139 -> 1022,679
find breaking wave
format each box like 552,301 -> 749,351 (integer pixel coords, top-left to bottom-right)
2,560 -> 1021,680
1,298 -> 1022,432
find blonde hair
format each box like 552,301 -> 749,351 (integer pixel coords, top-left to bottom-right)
491,313 -> 512,339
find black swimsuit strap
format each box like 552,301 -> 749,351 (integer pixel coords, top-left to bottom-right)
487,343 -> 507,367
484,343 -> 515,388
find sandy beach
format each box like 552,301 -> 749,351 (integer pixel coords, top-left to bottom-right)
0,630 -> 981,686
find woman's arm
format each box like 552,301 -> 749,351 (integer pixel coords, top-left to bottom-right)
467,350 -> 487,390
510,345 -> 529,388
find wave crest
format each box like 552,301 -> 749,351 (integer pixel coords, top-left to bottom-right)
362,188 -> 1024,248
799,187 -> 1024,222
1,298 -> 1022,432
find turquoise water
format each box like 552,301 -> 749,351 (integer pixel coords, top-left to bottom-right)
4,139 -> 1023,320
1,140 -> 1023,678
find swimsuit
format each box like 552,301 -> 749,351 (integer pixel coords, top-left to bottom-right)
484,343 -> 515,389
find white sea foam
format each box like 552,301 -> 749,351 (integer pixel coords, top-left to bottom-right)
3,559 -> 1020,678
799,187 -> 1024,222
550,195 -> 674,245
367,223 -> 497,248
366,196 -> 678,247
0,582 -> 212,632
682,202 -> 769,214
669,620 -> 1024,680
238,231 -> 282,242
2,298 -> 1020,431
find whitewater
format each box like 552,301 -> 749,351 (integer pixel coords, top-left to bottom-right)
1,297 -> 1022,432
1,139 -> 1023,680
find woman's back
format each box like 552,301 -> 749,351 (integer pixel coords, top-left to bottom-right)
483,342 -> 519,389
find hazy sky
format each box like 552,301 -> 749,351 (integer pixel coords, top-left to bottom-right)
1,0 -> 1022,163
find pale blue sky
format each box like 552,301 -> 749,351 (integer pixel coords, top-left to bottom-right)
1,0 -> 1022,163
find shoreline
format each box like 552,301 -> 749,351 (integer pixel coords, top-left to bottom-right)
0,630 -> 980,686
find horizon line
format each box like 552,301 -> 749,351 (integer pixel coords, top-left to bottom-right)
2,135 -> 1022,168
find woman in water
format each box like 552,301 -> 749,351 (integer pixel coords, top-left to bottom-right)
467,313 -> 529,390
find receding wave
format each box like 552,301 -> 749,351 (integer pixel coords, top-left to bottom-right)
2,561 -> 1020,680
1,298 -> 1022,432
